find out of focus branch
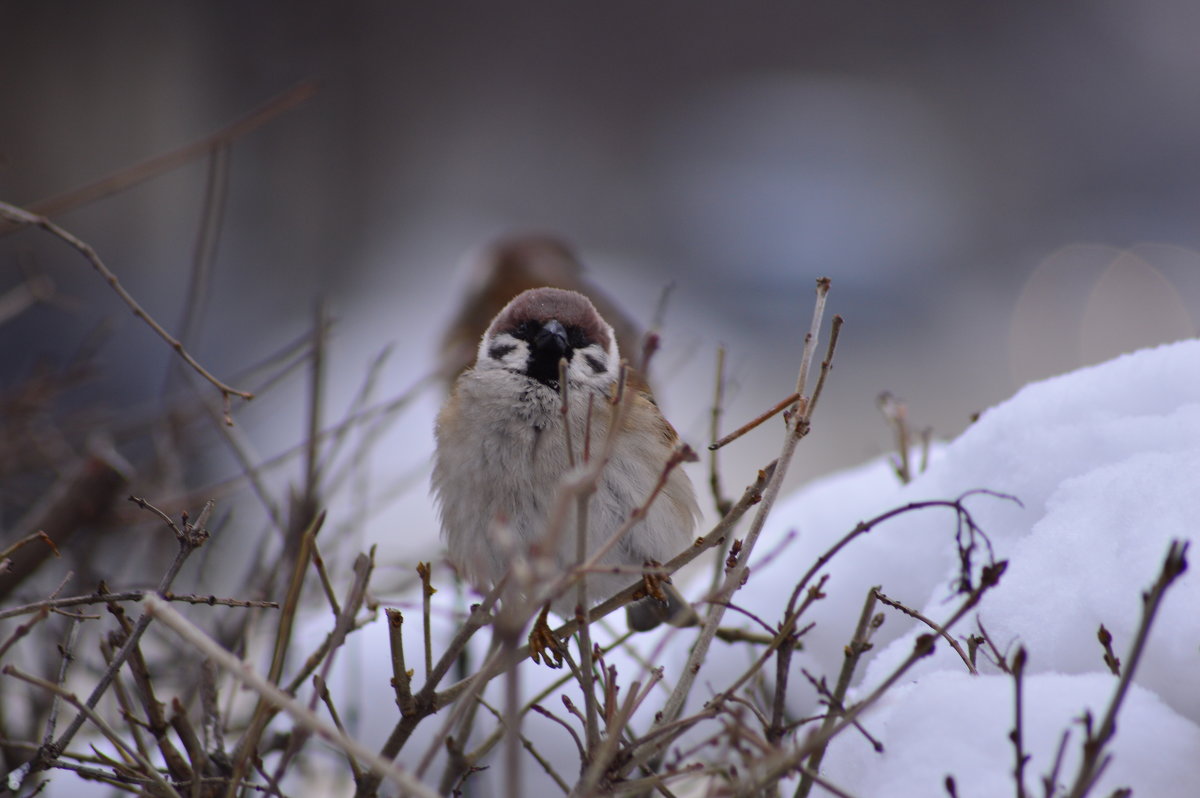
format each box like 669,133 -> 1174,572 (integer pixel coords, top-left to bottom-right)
2,80 -> 317,231
0,454 -> 127,602
0,202 -> 255,411
142,595 -> 441,798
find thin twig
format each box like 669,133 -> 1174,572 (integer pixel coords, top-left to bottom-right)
1042,728 -> 1072,798
353,581 -> 507,798
106,598 -> 191,782
141,596 -> 441,798
387,609 -> 416,715
199,658 -> 225,770
316,674 -> 364,783
416,630 -> 503,780
40,501 -> 212,769
560,357 -> 576,468
39,617 -> 81,751
1064,541 -> 1188,798
875,589 -> 977,675
0,530 -> 57,565
465,628 -> 642,770
3,665 -> 183,798
0,591 -> 277,621
769,575 -> 832,745
98,635 -> 152,765
169,697 -> 209,797
300,299 -> 327,543
707,346 -> 734,598
575,675 -> 645,795
637,492 -> 1009,784
0,608 -> 48,661
793,766 -> 858,798
10,80 -> 318,226
797,669 -> 883,754
311,539 -> 343,618
805,315 -> 842,419
708,345 -> 733,517
572,367 -> 600,756
227,511 -> 326,792
418,562 -> 435,680
1096,625 -> 1121,676
634,278 -> 835,773
794,585 -> 881,798
743,562 -> 1008,792
268,552 -> 374,790
504,641 -> 522,798
179,144 -> 230,350
434,464 -> 774,710
0,202 -> 254,410
708,392 -> 801,452
976,616 -> 1014,674
1011,647 -> 1030,798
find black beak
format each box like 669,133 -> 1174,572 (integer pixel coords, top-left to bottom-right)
534,319 -> 569,358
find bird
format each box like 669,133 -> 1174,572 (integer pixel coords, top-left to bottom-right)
436,234 -> 644,387
432,286 -> 700,639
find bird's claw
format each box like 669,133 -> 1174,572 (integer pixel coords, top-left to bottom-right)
529,604 -> 566,668
639,560 -> 670,602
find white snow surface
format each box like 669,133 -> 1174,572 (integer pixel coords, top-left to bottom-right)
259,338 -> 1200,797
733,337 -> 1200,795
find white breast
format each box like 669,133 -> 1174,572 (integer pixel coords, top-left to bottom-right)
432,369 -> 698,614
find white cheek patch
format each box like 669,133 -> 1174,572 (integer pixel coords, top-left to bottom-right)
567,343 -> 617,386
478,333 -> 529,372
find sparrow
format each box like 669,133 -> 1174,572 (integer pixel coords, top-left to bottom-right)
436,234 -> 644,387
432,286 -> 700,632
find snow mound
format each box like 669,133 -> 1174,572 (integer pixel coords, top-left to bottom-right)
819,670 -> 1200,797
283,338 -> 1200,797
732,338 -> 1200,794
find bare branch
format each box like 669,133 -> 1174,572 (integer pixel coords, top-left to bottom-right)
1064,540 -> 1188,798
708,345 -> 733,518
709,391 -> 800,452
3,665 -> 183,798
8,81 -> 318,226
875,589 -> 977,675
0,201 -> 254,410
795,585 -> 882,797
1011,647 -> 1030,798
141,595 -> 441,798
637,277 -> 835,770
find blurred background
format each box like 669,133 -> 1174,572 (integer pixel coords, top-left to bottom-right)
3,0 -> 1200,575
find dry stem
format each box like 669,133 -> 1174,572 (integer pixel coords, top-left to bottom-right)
0,201 -> 254,412
141,596 -> 441,798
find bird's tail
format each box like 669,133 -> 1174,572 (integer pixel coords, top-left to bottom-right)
626,581 -> 698,632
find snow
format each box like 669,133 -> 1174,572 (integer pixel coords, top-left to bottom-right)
730,338 -> 1200,795
50,338 -> 1199,797
291,337 -> 1200,797
275,337 -> 1200,798
819,671 -> 1200,797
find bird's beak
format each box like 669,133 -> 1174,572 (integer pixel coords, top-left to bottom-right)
534,319 -> 569,358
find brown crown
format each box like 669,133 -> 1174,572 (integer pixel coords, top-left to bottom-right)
490,287 -> 614,353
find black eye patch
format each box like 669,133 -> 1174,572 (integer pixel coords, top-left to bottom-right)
584,354 -> 606,374
513,320 -> 539,342
568,328 -> 588,349
489,343 -> 516,360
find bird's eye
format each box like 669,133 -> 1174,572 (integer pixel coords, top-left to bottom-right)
567,327 -> 588,349
514,320 -> 538,341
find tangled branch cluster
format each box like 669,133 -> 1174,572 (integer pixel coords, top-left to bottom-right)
1,115 -> 1186,796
